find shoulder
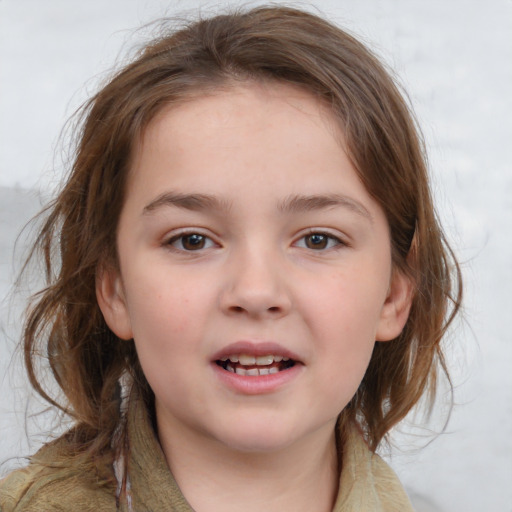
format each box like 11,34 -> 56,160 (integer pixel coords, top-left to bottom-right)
335,424 -> 414,512
0,436 -> 116,512
368,451 -> 414,510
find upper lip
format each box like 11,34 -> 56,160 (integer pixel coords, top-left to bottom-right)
211,341 -> 303,363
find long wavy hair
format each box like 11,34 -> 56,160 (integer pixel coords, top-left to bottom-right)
22,5 -> 461,477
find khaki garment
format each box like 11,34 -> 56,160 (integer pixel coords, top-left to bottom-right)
0,399 -> 414,511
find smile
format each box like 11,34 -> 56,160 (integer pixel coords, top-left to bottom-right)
216,354 -> 296,376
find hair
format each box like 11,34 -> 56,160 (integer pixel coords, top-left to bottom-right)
22,5 -> 461,476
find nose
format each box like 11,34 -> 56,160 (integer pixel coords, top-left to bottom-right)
219,246 -> 292,319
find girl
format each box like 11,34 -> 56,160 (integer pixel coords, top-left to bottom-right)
0,6 -> 461,511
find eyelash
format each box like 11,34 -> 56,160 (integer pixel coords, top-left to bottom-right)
165,230 -> 346,253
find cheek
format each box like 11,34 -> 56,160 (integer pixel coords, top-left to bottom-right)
307,265 -> 389,337
300,264 -> 389,401
122,266 -> 216,351
127,291 -> 191,341
124,286 -> 200,395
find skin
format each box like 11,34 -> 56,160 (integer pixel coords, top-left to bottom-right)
97,82 -> 412,512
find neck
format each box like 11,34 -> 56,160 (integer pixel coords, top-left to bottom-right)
157,420 -> 340,512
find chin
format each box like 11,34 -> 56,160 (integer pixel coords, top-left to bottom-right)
212,418 -> 311,455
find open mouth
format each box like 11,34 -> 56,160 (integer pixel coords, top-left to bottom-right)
216,354 -> 296,376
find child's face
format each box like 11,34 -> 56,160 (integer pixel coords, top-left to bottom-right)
98,83 -> 411,455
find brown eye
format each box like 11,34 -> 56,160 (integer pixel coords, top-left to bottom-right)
182,234 -> 206,250
304,233 -> 329,249
295,232 -> 343,251
168,233 -> 215,251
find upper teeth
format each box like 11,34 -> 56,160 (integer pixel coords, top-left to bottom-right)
220,354 -> 289,365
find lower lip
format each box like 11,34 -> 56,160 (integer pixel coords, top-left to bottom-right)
211,363 -> 303,395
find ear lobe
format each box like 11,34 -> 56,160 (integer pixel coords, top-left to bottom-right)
376,269 -> 414,342
96,265 -> 133,340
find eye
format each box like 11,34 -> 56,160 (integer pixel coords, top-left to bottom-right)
295,232 -> 343,251
167,232 -> 216,251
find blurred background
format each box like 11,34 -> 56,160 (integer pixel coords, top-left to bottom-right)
1,1 -> 511,510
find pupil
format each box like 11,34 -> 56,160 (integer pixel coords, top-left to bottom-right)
307,234 -> 327,249
183,234 -> 205,250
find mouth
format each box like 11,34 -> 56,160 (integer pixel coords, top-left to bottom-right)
215,354 -> 296,376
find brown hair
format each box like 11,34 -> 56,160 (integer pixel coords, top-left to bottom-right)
22,5 -> 461,472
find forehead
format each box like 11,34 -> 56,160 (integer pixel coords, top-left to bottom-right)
141,82 -> 342,150
124,82 -> 376,217
131,83 -> 344,175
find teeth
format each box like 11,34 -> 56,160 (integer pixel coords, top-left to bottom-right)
256,355 -> 274,365
226,365 -> 288,377
225,354 -> 289,364
238,354 -> 256,365
220,353 -> 295,376
232,366 -> 281,376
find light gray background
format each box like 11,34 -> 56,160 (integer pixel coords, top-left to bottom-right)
1,1 -> 511,511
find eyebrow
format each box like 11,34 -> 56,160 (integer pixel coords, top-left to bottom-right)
143,192 -> 232,215
277,194 -> 373,222
142,191 -> 372,222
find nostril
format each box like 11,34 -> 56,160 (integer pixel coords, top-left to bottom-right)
228,304 -> 283,315
221,286 -> 291,317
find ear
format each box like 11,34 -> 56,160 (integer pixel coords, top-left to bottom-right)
96,265 -> 133,340
376,269 -> 414,342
